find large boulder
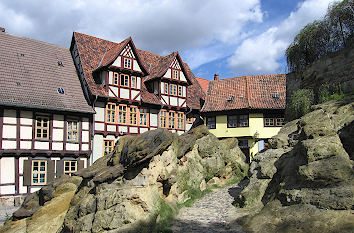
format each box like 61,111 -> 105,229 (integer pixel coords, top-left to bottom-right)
1,126 -> 247,233
235,100 -> 354,232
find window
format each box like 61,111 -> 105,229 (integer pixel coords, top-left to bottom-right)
32,160 -> 47,185
118,105 -> 127,124
177,112 -> 184,130
35,116 -> 49,139
64,161 -> 77,176
169,112 -> 176,129
113,72 -> 119,85
172,69 -> 179,79
178,85 -> 183,96
264,115 -> 285,127
160,110 -> 167,128
106,103 -> 116,123
67,120 -> 79,142
129,106 -> 138,125
164,83 -> 169,94
123,57 -> 132,69
131,76 -> 137,88
103,140 -> 114,156
120,74 -> 129,87
170,84 -> 177,96
206,116 -> 216,129
139,108 -> 149,126
227,114 -> 249,128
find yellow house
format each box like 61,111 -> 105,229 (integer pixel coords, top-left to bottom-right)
200,74 -> 286,162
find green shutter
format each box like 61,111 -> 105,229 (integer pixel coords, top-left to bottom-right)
56,159 -> 64,178
23,160 -> 31,186
47,160 -> 55,183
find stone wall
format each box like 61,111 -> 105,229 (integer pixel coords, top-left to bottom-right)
286,43 -> 354,103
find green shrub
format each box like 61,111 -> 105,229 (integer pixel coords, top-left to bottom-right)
286,89 -> 314,120
318,83 -> 344,103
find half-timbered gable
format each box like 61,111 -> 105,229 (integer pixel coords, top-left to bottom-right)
0,31 -> 94,200
71,32 -> 205,162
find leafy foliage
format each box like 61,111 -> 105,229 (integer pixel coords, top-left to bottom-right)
286,89 -> 314,120
318,83 -> 344,103
286,0 -> 353,72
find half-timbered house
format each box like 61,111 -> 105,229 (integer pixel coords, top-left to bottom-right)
70,32 -> 204,161
0,31 -> 94,202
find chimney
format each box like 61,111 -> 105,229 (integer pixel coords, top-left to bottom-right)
214,73 -> 219,81
0,27 -> 5,33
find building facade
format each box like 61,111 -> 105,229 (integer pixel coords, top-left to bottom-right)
70,32 -> 204,162
201,74 -> 286,161
0,31 -> 94,201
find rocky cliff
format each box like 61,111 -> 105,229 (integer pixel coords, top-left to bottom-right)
0,126 -> 248,233
235,98 -> 354,233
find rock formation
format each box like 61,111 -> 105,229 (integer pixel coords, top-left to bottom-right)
0,126 -> 248,233
235,99 -> 354,233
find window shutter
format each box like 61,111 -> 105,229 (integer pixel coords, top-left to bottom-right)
23,160 -> 31,186
47,160 -> 55,183
56,160 -> 64,178
78,160 -> 84,171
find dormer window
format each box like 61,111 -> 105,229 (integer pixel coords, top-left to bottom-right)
164,83 -> 169,94
170,84 -> 177,96
131,76 -> 136,88
123,58 -> 132,69
113,73 -> 119,85
120,74 -> 129,87
178,85 -> 183,96
172,69 -> 179,80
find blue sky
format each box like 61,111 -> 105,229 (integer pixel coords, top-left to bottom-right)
0,0 -> 336,80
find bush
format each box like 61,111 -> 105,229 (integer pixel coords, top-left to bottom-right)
286,89 -> 314,120
318,83 -> 344,103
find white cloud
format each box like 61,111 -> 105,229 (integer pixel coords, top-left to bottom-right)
228,0 -> 336,75
0,0 -> 262,59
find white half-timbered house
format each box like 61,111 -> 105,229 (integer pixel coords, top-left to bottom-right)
0,31 -> 94,203
71,32 -> 205,161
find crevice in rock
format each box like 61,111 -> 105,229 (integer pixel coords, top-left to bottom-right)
162,179 -> 172,197
123,159 -> 151,180
338,121 -> 354,160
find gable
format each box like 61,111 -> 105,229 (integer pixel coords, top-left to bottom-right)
163,56 -> 188,82
111,42 -> 143,73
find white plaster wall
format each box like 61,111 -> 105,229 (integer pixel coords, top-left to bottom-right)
140,128 -> 148,133
130,127 -> 138,133
162,95 -> 169,104
101,71 -> 107,86
19,177 -> 26,194
177,131 -> 183,135
120,88 -> 129,99
82,144 -> 89,151
34,141 -> 49,150
171,129 -> 176,133
107,125 -> 116,132
95,103 -> 105,122
183,86 -> 186,97
95,122 -> 104,131
52,128 -> 63,141
170,97 -> 178,106
20,126 -> 32,139
2,140 -> 16,149
82,131 -> 89,142
20,111 -> 32,125
3,109 -> 16,124
82,118 -> 89,130
180,72 -> 187,82
110,86 -> 119,97
20,141 -> 31,149
66,143 -> 79,151
93,134 -> 103,162
182,102 -> 186,108
80,158 -> 87,168
135,95 -> 141,101
31,187 -> 41,192
164,68 -> 171,78
119,126 -> 128,133
3,125 -> 16,138
19,157 -> 27,174
150,111 -> 158,127
161,82 -> 165,93
109,71 -> 113,85
131,90 -> 139,99
1,186 -> 15,195
133,60 -> 141,72
137,77 -> 141,89
1,157 -> 14,183
52,142 -> 63,150
53,115 -> 64,128
186,123 -> 192,131
112,55 -> 122,67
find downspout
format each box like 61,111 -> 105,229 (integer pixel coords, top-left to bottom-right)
90,94 -> 99,165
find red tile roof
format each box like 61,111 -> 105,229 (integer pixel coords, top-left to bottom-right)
0,32 -> 94,113
196,77 -> 209,94
73,32 -> 204,109
201,74 -> 286,112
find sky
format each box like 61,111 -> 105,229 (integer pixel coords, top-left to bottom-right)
0,0 -> 337,80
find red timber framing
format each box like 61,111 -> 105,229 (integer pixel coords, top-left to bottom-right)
0,107 -> 92,157
108,71 -> 142,103
160,82 -> 187,110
